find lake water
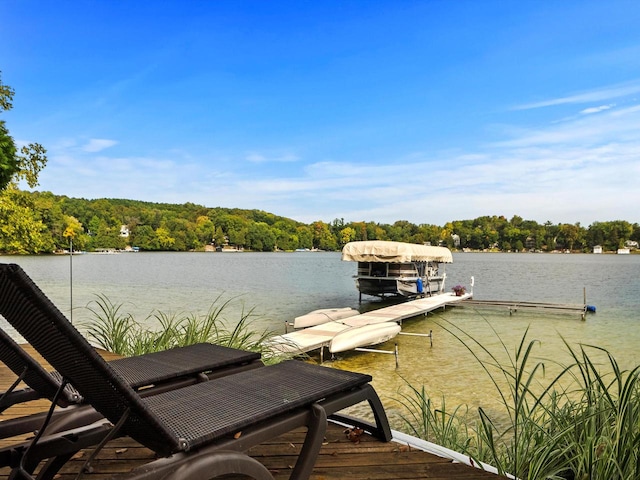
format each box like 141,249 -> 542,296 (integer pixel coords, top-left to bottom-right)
2,251 -> 639,422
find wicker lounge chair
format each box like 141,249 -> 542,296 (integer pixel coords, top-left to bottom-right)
0,327 -> 262,440
0,263 -> 391,479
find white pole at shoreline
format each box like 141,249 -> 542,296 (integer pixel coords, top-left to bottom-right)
69,237 -> 73,324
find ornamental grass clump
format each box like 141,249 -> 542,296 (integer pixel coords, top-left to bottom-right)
552,340 -> 640,480
396,316 -> 640,480
83,293 -> 281,362
397,381 -> 472,455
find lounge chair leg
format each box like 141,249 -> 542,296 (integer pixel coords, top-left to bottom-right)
158,451 -> 274,480
325,385 -> 392,442
365,385 -> 393,442
289,404 -> 327,480
32,453 -> 73,480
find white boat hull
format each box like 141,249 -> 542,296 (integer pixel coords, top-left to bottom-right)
329,323 -> 401,353
293,307 -> 359,329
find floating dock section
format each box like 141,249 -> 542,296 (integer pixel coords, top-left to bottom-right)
266,292 -> 471,357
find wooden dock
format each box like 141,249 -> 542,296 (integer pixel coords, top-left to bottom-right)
268,292 -> 472,356
0,344 -> 502,479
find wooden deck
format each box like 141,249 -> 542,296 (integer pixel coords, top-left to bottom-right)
0,345 -> 501,479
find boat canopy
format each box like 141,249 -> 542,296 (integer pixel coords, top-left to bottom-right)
341,241 -> 453,264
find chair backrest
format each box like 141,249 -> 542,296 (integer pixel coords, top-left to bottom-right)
0,264 -> 180,455
0,327 -> 81,407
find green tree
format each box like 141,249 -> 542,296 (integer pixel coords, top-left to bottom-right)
370,222 -> 389,241
213,226 -> 225,247
0,73 -> 47,191
155,226 -> 175,250
131,225 -> 157,250
195,216 -> 215,247
0,75 -> 52,253
31,191 -> 67,248
631,223 -> 640,243
607,220 -> 633,249
558,223 -> 584,251
0,188 -> 51,253
296,225 -> 313,249
311,221 -> 337,250
247,222 -> 276,252
0,121 -> 18,188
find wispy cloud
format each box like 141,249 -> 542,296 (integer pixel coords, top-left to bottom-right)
82,139 -> 118,153
245,151 -> 299,163
513,81 -> 640,111
580,104 -> 614,115
493,102 -> 640,148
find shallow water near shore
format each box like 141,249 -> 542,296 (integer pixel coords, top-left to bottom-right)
2,251 -> 639,419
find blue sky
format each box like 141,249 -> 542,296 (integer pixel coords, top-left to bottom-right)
2,1 -> 639,226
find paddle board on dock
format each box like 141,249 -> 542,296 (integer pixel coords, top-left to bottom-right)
329,322 -> 401,353
294,307 -> 360,329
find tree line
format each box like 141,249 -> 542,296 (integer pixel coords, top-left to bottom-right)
1,190 -> 638,254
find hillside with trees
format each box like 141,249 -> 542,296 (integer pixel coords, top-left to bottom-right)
1,191 -> 637,255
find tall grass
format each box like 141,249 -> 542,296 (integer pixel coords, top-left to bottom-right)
397,382 -> 472,454
396,316 -> 640,479
556,340 -> 640,480
83,294 -> 282,363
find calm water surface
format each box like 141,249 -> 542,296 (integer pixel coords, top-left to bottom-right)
2,252 -> 639,421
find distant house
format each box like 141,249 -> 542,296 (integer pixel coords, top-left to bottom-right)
120,225 -> 130,238
525,236 -> 536,250
625,240 -> 638,249
593,245 -> 603,254
451,234 -> 460,248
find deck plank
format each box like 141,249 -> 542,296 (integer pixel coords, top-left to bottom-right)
0,344 -> 501,479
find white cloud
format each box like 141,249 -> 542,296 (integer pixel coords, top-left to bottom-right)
245,151 -> 299,163
580,104 -> 614,115
82,139 -> 118,153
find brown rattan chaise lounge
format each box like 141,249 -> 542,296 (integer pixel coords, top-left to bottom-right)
0,326 -> 262,441
0,263 -> 391,479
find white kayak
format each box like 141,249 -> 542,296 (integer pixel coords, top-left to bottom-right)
329,323 -> 401,353
293,307 -> 360,329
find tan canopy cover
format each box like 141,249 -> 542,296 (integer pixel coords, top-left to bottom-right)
341,241 -> 453,264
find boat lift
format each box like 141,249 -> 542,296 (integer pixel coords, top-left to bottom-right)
354,328 -> 433,369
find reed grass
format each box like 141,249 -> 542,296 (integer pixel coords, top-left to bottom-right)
395,315 -> 640,479
397,382 -> 472,454
83,294 -> 282,363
